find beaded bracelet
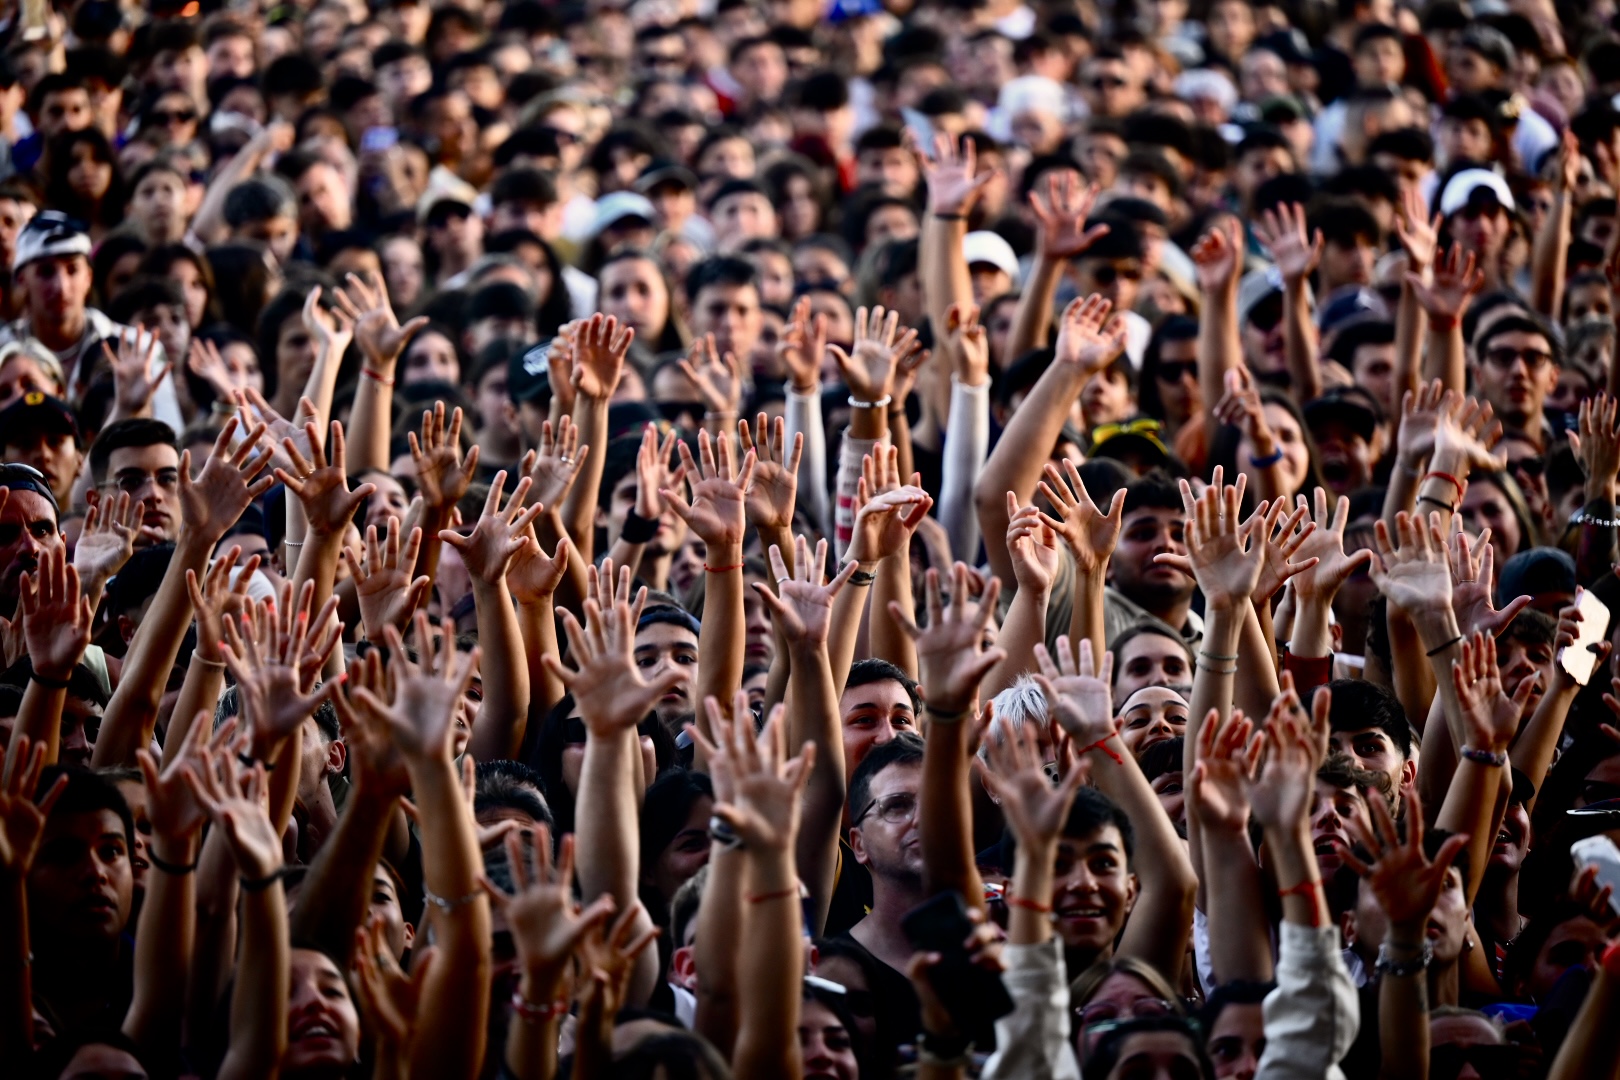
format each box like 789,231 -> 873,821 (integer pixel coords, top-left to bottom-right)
848,395 -> 893,410
511,992 -> 570,1022
423,885 -> 484,913
1459,745 -> 1508,767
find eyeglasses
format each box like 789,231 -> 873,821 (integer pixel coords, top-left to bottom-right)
1483,346 -> 1555,370
1090,75 -> 1128,90
852,790 -> 917,826
1089,263 -> 1144,285
1077,996 -> 1176,1026
150,109 -> 197,126
108,467 -> 180,496
1155,360 -> 1198,382
1508,454 -> 1545,478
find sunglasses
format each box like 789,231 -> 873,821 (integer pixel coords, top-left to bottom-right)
1508,454 -> 1545,478
150,109 -> 197,125
1089,263 -> 1143,285
1483,346 -> 1555,370
1155,360 -> 1198,382
657,400 -> 707,423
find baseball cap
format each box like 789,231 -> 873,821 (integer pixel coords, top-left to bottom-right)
1303,387 -> 1382,443
0,391 -> 80,444
1495,547 -> 1577,608
508,339 -> 554,404
416,166 -> 479,225
962,231 -> 1020,281
634,159 -> 698,196
1439,168 -> 1515,218
13,211 -> 91,273
0,461 -> 60,515
590,191 -> 657,238
1089,417 -> 1173,470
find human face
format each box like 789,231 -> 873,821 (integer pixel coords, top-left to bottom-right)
1458,478 -> 1523,560
20,254 -> 92,326
1103,1030 -> 1207,1080
296,162 -> 352,236
1052,825 -> 1136,953
1074,259 -> 1142,316
1328,727 -> 1409,792
691,282 -> 762,360
849,761 -> 923,881
1233,148 -> 1294,204
29,808 -> 133,945
1114,633 -> 1192,700
1490,798 -> 1529,875
0,197 -> 36,270
1081,366 -> 1136,427
402,330 -> 459,386
1309,780 -> 1371,877
39,89 -> 93,139
649,795 -> 713,901
5,431 -> 81,506
368,867 -> 414,959
108,443 -> 181,544
164,258 -> 210,329
1321,238 -> 1375,291
1238,403 -> 1311,496
780,174 -> 821,239
1110,507 -> 1193,611
855,147 -> 919,198
1081,58 -> 1143,118
138,304 -> 190,377
1475,330 -> 1557,429
67,140 -> 112,204
1351,343 -> 1398,418
207,34 -> 256,79
1311,419 -> 1373,497
634,621 -> 699,726
1153,339 -> 1200,423
1207,1001 -> 1265,1080
799,997 -> 860,1080
380,236 -> 425,310
0,487 -> 61,599
1078,973 -> 1177,1054
839,678 -> 916,777
1495,634 -> 1553,717
1449,204 -> 1510,263
599,257 -> 671,344
218,341 -> 263,394
864,203 -> 918,248
239,213 -> 299,265
1446,47 -> 1498,95
1525,916 -> 1606,1000
1118,686 -> 1189,757
285,948 -> 362,1073
58,1043 -> 147,1079
712,192 -> 778,251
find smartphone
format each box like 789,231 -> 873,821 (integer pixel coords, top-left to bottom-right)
360,126 -> 399,154
901,890 -> 1014,1046
1558,587 -> 1610,686
1571,834 -> 1620,916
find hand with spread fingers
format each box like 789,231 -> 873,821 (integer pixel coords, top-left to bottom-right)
1451,632 -> 1538,755
1242,697 -> 1317,837
923,131 -> 999,217
222,583 -> 343,754
330,650 -> 411,799
438,470 -> 546,585
777,296 -> 827,396
0,736 -> 68,876
1187,707 -> 1257,834
343,520 -> 432,641
188,337 -> 254,401
981,719 -> 1087,850
1190,217 -> 1244,295
663,429 -> 757,552
180,414 -> 277,544
276,420 -> 376,539
302,283 -> 356,360
678,334 -> 743,420
754,536 -> 857,650
739,413 -> 802,533
1449,528 -> 1529,640
341,270 -> 429,369
77,489 -> 144,586
1252,202 -> 1322,286
1027,170 -> 1108,259
848,454 -> 932,565
137,714 -> 235,842
570,312 -> 635,401
409,402 -> 479,515
1037,457 -> 1126,576
827,305 -> 918,405
711,703 -> 816,854
20,544 -> 95,683
519,415 -> 588,511
1034,636 -> 1116,747
352,914 -> 437,1055
1407,243 -> 1485,321
106,325 -> 172,420
543,567 -> 680,738
1284,490 -> 1369,605
1006,494 -> 1061,597
1368,511 -> 1454,622
357,613 -> 481,763
1393,186 -> 1443,275
507,530 -> 571,607
185,546 -> 258,664
482,827 -> 618,998
632,423 -> 681,532
890,563 -> 1006,717
182,748 -> 281,881
1395,379 -> 1454,472
1052,294 -> 1127,373
1340,787 -> 1469,935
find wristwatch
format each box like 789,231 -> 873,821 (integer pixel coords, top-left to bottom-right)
1375,938 -> 1434,978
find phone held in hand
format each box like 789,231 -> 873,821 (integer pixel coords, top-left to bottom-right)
1557,587 -> 1610,686
1570,835 -> 1620,916
901,889 -> 1013,1047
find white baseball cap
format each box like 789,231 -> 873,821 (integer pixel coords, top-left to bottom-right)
962,231 -> 1020,283
1438,168 -> 1515,218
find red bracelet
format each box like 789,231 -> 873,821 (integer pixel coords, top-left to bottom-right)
1077,736 -> 1125,765
747,884 -> 800,904
510,991 -> 569,1022
1429,314 -> 1459,332
704,562 -> 743,573
362,367 -> 395,387
1278,878 -> 1323,899
1007,894 -> 1053,914
1424,470 -> 1464,497
1602,940 -> 1620,978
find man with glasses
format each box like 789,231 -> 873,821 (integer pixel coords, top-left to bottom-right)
0,461 -> 64,616
1471,311 -> 1561,451
87,418 -> 181,547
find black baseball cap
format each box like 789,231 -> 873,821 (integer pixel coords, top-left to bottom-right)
1303,388 -> 1382,443
508,339 -> 553,404
0,391 -> 80,444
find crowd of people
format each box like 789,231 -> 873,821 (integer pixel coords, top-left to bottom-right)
6,0 -> 1620,1078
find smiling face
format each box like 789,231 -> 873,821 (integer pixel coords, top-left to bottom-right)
285,948 -> 361,1073
1051,824 -> 1137,954
1117,686 -> 1189,757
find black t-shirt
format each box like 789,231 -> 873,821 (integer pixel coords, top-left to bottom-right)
832,930 -> 922,1052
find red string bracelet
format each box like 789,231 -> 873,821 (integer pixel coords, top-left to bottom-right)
1429,314 -> 1459,332
1007,894 -> 1053,914
1277,879 -> 1323,899
1424,470 -> 1464,497
747,885 -> 799,904
704,562 -> 744,573
362,367 -> 395,387
510,992 -> 569,1022
1077,736 -> 1125,765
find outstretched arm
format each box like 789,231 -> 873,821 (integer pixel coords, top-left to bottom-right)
1252,204 -> 1324,404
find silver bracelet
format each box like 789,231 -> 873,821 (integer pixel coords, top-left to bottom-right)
423,885 -> 483,913
847,395 -> 892,409
1572,511 -> 1620,528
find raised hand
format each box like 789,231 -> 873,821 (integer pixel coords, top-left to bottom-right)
1395,379 -> 1452,470
545,322 -> 578,418
923,131 -> 998,218
329,649 -> 411,798
1187,707 -> 1257,834
1252,202 -> 1322,285
739,413 -> 801,532
1451,632 -> 1538,754
1006,495 -> 1061,596
341,271 -> 428,369
277,420 -> 375,539
1212,365 -> 1273,448
185,545 -> 258,661
20,544 -> 95,681
981,718 -> 1086,848
352,915 -> 437,1052
231,387 -> 320,480
1036,457 -> 1126,576
1287,490 -> 1371,606
1243,693 -> 1317,835
1430,394 -> 1501,476
519,415 -> 589,511
848,479 -> 932,565
890,563 -> 1006,716
678,334 -> 743,419
180,414 -> 276,543
188,338 -> 251,400
777,297 -> 827,395
943,303 -> 990,387
1340,787 -> 1469,933
755,536 -> 857,649
1052,294 -> 1126,372
664,429 -> 757,551
1034,636 -> 1116,747
357,612 -> 480,763
482,827 -> 618,994
1274,669 -> 1331,772
507,530 -> 570,607
408,402 -> 479,515
632,423 -> 680,528
827,305 -> 919,404
1153,471 -> 1279,611
1408,244 -> 1484,321
574,908 -> 660,1027
222,583 -> 342,753
570,312 -> 635,401
182,749 -> 281,880
544,569 -> 680,737
1368,511 -> 1453,621
137,714 -> 231,841
1250,497 -> 1317,604
0,736 -> 67,876
76,490 -> 143,586
1027,170 -> 1108,259
302,284 -> 355,360
710,703 -> 815,853
1570,392 -> 1620,492
439,471 -> 545,586
1449,529 -> 1529,639
343,521 -> 431,640
106,325 -> 171,420
1393,186 -> 1441,275
1190,217 -> 1244,295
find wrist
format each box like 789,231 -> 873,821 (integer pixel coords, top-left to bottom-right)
790,379 -> 820,396
1412,610 -> 1462,651
151,831 -> 200,863
702,541 -> 744,567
